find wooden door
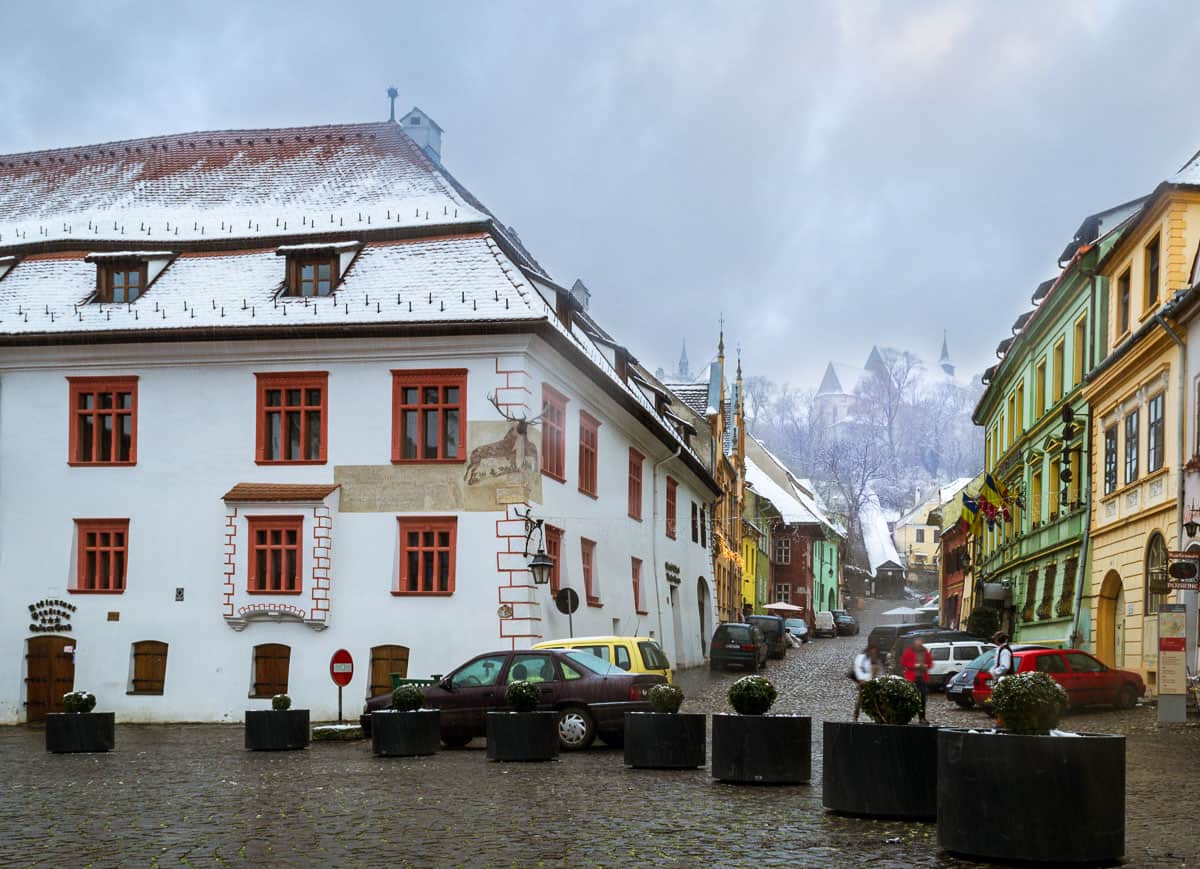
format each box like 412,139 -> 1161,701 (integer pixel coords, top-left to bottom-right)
252,644 -> 290,698
26,636 -> 75,722
131,641 -> 168,694
369,645 -> 410,698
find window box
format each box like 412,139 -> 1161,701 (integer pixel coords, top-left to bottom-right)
391,369 -> 467,463
68,377 -> 138,465
395,517 -> 457,595
255,372 -> 328,464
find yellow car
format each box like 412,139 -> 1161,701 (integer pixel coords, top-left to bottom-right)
530,636 -> 673,684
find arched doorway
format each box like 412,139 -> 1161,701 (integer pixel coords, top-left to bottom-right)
827,588 -> 836,612
1096,571 -> 1124,667
25,636 -> 75,722
697,577 -> 711,657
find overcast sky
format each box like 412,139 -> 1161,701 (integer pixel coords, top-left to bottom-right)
4,1 -> 1199,387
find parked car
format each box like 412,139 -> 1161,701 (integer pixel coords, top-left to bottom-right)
971,647 -> 1145,710
531,635 -> 673,684
709,623 -> 768,671
832,610 -> 860,636
812,611 -> 837,638
866,623 -> 936,660
361,648 -> 664,750
949,645 -> 1050,708
783,617 -> 810,643
925,640 -> 995,690
747,614 -> 788,659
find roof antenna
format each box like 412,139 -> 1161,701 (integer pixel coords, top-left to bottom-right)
387,87 -> 399,122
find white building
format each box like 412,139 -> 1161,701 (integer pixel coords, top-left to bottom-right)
0,112 -> 720,723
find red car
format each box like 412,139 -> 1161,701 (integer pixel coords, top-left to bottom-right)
361,648 -> 664,750
972,647 -> 1145,710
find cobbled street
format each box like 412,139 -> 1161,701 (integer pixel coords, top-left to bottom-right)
4,598 -> 1200,868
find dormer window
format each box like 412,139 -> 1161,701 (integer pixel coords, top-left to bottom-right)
85,252 -> 174,304
288,255 -> 336,297
98,262 -> 146,303
275,242 -> 361,299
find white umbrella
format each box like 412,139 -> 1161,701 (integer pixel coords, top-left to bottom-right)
763,601 -> 805,612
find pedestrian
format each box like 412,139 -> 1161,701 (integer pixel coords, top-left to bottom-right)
900,636 -> 933,724
990,632 -> 1014,680
851,643 -> 882,721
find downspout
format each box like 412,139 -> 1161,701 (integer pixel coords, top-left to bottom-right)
1153,309 -> 1187,552
1069,403 -> 1094,648
650,445 -> 683,661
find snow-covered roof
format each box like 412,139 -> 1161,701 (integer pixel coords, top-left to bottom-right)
860,490 -> 902,576
744,437 -> 844,537
745,457 -> 822,527
0,122 -> 491,250
666,381 -> 708,417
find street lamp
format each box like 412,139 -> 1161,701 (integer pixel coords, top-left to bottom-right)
518,507 -> 555,585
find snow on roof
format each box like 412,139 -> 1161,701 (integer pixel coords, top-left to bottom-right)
0,233 -> 539,336
0,122 -> 487,250
744,439 -> 844,537
860,490 -> 902,575
745,457 -> 821,526
666,381 -> 708,417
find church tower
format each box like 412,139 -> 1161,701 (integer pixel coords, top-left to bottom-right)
678,341 -> 690,381
939,330 -> 955,377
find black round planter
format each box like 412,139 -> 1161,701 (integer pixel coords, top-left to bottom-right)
371,709 -> 441,757
822,720 -> 936,819
711,713 -> 810,784
485,711 -> 559,762
938,728 -> 1125,863
245,709 -> 310,751
45,712 -> 115,754
623,712 -> 706,769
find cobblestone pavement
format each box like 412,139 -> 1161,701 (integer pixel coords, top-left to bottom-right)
3,598 -> 1199,868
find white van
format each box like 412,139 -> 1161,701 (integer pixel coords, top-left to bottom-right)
812,611 -> 837,638
927,640 -> 995,689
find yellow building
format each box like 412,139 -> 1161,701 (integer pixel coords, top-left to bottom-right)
1082,179 -> 1200,693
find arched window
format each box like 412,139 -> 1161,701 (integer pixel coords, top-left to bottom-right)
1145,533 -> 1169,616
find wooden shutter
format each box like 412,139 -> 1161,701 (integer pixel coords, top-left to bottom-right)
369,645 -> 410,698
131,641 -> 168,694
253,643 -> 290,698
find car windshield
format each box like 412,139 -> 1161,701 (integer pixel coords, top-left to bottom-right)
563,650 -> 624,675
638,641 -> 670,670
969,650 -> 996,670
784,619 -> 805,631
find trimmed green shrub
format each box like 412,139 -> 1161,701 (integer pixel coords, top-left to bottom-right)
965,607 -> 1001,639
391,684 -> 425,712
992,671 -> 1068,735
271,694 -> 292,711
62,691 -> 96,714
728,675 -> 777,715
505,680 -> 541,713
858,675 -> 921,725
647,684 -> 684,714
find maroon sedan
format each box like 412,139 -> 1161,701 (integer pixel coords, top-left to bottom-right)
362,648 -> 665,750
973,647 -> 1145,710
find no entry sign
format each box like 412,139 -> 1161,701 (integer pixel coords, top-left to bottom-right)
329,648 -> 354,687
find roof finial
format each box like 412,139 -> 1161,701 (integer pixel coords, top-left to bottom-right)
718,313 -> 725,359
387,87 -> 399,123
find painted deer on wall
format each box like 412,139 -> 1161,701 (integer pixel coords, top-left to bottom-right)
463,392 -> 547,485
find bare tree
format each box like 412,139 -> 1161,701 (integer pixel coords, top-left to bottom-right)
855,348 -> 923,462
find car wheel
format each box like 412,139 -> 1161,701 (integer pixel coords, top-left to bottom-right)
1117,683 -> 1138,709
440,729 -> 472,749
557,705 -> 596,750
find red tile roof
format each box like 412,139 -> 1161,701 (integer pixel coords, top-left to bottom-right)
222,483 -> 339,502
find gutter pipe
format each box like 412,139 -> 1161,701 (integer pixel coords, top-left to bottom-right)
1152,310 -> 1186,553
1068,403 -> 1094,648
651,445 -> 683,663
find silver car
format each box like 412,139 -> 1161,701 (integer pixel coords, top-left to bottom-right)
783,617 -> 810,643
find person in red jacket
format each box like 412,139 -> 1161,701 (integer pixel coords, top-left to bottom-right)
900,637 -> 933,724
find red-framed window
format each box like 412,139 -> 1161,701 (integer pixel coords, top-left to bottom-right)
582,537 -> 599,606
632,557 -> 648,615
691,502 -> 699,542
285,254 -> 338,298
700,505 -> 707,547
579,411 -> 600,497
542,384 -> 568,481
396,517 -> 457,595
68,376 -> 138,465
74,519 -> 129,593
96,261 -> 147,303
255,372 -> 328,464
247,516 -> 303,594
628,448 -> 643,520
391,369 -> 467,463
545,524 -> 563,596
666,477 -> 678,539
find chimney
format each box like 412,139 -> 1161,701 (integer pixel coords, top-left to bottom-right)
399,107 -> 443,163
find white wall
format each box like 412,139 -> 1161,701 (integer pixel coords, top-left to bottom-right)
0,334 -> 714,723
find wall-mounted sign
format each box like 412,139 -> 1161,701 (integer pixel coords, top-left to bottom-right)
28,599 -> 76,633
664,562 -> 681,586
1168,552 -> 1200,590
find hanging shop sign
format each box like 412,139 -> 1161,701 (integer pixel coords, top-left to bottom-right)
1167,552 -> 1200,591
28,599 -> 76,633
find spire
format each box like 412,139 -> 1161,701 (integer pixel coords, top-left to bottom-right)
678,341 -> 690,380
940,330 -> 955,377
718,314 -> 725,361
